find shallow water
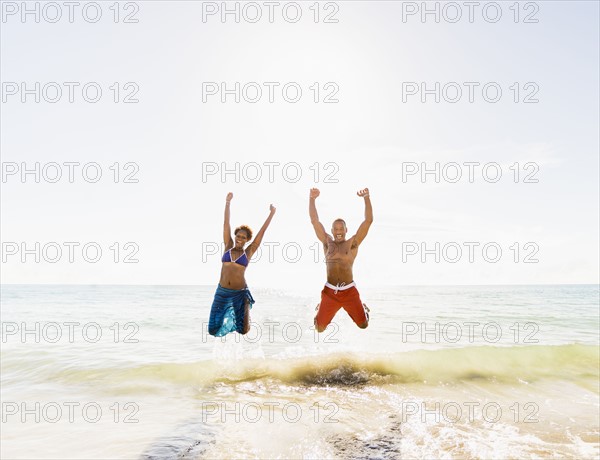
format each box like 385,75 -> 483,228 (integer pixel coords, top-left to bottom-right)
1,284 -> 598,459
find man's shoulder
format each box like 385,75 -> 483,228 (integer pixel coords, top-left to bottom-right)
324,234 -> 334,242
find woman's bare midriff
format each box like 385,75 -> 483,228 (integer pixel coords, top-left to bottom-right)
219,263 -> 248,290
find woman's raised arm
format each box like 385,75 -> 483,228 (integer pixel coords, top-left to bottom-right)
246,204 -> 276,258
223,192 -> 233,249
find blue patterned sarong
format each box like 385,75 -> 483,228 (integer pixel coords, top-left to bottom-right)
208,285 -> 255,337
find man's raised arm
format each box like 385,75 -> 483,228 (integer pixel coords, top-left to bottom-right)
353,188 -> 373,246
309,188 -> 330,244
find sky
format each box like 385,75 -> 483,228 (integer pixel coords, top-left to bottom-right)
1,1 -> 598,288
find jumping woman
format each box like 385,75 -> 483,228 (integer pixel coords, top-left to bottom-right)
208,192 -> 276,336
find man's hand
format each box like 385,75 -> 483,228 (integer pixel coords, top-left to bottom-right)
270,204 -> 276,214
357,188 -> 370,198
310,188 -> 320,199
226,192 -> 233,202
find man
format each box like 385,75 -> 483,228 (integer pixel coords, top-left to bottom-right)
309,187 -> 373,332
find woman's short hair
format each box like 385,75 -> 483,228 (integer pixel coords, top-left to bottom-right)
234,225 -> 253,240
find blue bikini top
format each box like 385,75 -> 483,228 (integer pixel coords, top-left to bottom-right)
222,248 -> 249,267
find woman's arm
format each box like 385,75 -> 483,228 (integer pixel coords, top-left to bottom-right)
246,204 -> 276,258
223,192 -> 233,249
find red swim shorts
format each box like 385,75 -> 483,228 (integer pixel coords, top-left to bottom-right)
314,283 -> 369,329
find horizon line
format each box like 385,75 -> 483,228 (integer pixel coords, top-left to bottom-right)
1,282 -> 598,288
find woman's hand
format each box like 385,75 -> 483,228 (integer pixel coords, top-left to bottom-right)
226,192 -> 233,203
270,204 -> 276,214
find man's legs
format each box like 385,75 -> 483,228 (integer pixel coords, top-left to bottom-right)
341,287 -> 369,329
314,287 -> 342,333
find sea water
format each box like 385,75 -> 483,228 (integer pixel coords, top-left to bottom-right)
1,284 -> 598,459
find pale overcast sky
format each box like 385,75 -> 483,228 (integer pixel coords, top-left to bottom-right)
1,1 -> 598,288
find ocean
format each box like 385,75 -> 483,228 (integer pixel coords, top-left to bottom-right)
1,284 -> 598,459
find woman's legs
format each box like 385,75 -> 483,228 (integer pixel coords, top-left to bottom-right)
241,297 -> 250,334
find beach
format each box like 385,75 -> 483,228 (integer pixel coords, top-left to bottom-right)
1,284 -> 598,459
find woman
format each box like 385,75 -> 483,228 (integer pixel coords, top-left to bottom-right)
208,192 -> 276,336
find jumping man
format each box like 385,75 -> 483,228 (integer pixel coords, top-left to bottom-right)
309,187 -> 373,332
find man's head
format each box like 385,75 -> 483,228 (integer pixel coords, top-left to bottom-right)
234,225 -> 253,247
331,218 -> 347,242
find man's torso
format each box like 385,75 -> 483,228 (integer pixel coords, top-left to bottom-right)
324,237 -> 358,284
